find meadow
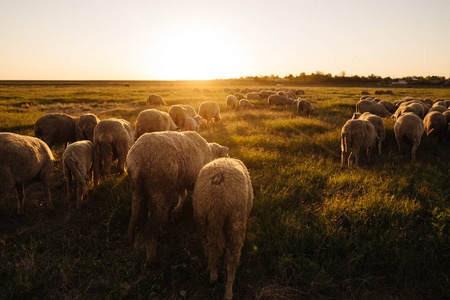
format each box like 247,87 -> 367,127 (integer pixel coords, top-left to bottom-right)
0,80 -> 449,299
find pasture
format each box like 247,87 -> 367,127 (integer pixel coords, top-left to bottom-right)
0,81 -> 449,299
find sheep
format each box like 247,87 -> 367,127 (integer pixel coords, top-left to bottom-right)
125,131 -> 229,264
198,101 -> 221,128
356,100 -> 392,117
443,110 -> 450,124
361,91 -> 370,95
297,99 -> 315,117
135,109 -> 178,139
75,113 -> 100,142
428,105 -> 447,114
183,116 -> 202,131
423,111 -> 447,139
260,90 -> 276,99
239,99 -> 254,110
296,89 -> 305,95
226,95 -> 238,110
394,112 -> 424,160
246,92 -> 261,101
341,119 -> 378,168
378,100 -> 397,114
168,104 -> 200,129
34,113 -> 77,149
62,140 -> 94,209
93,118 -> 134,186
0,132 -> 54,215
234,93 -> 245,100
193,158 -> 253,300
352,112 -> 385,155
392,105 -> 421,120
267,94 -> 294,107
146,94 -> 167,106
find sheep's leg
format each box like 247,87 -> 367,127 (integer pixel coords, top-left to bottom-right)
172,189 -> 187,215
126,183 -> 145,244
143,192 -> 171,264
117,149 -> 127,174
223,224 -> 246,300
15,183 -> 25,215
411,141 -> 419,161
207,229 -> 225,283
101,143 -> 113,176
396,137 -> 402,154
65,170 -> 74,202
93,146 -> 101,187
41,178 -> 54,210
378,141 -> 382,156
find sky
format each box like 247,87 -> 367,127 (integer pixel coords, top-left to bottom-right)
1,0 -> 450,80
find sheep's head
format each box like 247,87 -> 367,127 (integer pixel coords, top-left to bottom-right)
209,142 -> 229,158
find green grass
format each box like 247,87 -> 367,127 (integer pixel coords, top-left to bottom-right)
0,81 -> 449,299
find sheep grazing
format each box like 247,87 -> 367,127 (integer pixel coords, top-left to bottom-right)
394,113 -> 424,160
168,104 -> 199,129
183,116 -> 202,131
193,158 -> 253,300
353,112 -> 385,155
378,100 -> 397,114
356,100 -> 392,118
75,113 -> 100,142
146,94 -> 167,106
34,113 -> 77,148
297,99 -> 315,117
239,99 -> 254,110
392,105 -> 421,120
125,131 -> 229,264
423,111 -> 447,138
246,92 -> 262,101
0,132 -> 54,215
296,89 -> 305,95
361,91 -> 370,95
226,95 -> 238,110
93,118 -> 134,186
267,94 -> 294,107
341,119 -> 379,168
135,109 -> 178,139
198,101 -> 222,128
234,93 -> 245,100
62,140 -> 94,209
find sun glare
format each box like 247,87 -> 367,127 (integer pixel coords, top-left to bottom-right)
146,23 -> 242,80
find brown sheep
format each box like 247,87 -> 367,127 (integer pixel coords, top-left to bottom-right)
423,111 -> 447,138
34,113 -> 77,148
75,113 -> 100,142
297,99 -> 315,116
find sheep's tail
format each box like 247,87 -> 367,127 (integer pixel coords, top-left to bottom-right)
427,128 -> 435,137
64,156 -> 87,194
101,142 -> 113,175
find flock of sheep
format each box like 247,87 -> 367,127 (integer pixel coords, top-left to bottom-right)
3,86 -> 449,299
342,94 -> 450,167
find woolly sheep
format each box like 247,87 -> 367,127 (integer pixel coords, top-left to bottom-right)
394,113 -> 424,160
246,92 -> 262,101
75,113 -> 100,142
62,140 -> 94,209
392,105 -> 421,120
198,101 -> 222,128
267,94 -> 294,107
146,94 -> 167,106
296,89 -> 305,95
34,113 -> 77,149
0,132 -> 54,215
234,93 -> 245,100
353,112 -> 385,155
93,118 -> 134,186
341,119 -> 378,168
361,91 -> 370,95
168,104 -> 199,129
356,100 -> 392,117
297,99 -> 315,117
423,111 -> 447,138
428,105 -> 447,114
182,116 -> 202,131
443,111 -> 450,123
226,95 -> 238,110
135,109 -> 178,139
193,158 -> 253,300
239,99 -> 254,109
125,131 -> 229,264
378,100 -> 397,114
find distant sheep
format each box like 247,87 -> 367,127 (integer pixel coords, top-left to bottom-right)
135,109 -> 178,139
356,100 -> 392,117
75,113 -> 100,142
146,94 -> 167,106
62,140 -> 94,209
239,99 -> 254,109
125,131 -> 229,264
234,93 -> 245,100
0,132 -> 54,215
226,95 -> 238,110
341,119 -> 378,168
297,99 -> 315,116
193,158 -> 253,300
394,113 -> 424,160
198,101 -> 222,128
353,112 -> 385,155
246,92 -> 262,101
361,91 -> 370,95
296,89 -> 305,95
423,111 -> 447,138
34,113 -> 77,148
93,118 -> 134,186
267,94 -> 294,107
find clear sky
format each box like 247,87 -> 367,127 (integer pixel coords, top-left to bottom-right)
1,0 -> 450,80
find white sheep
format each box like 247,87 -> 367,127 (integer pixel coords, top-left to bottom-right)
297,99 -> 315,116
198,101 -> 222,128
341,119 -> 379,168
423,111 -> 447,138
93,118 -> 134,186
0,132 -> 54,214
75,113 -> 100,142
267,94 -> 294,107
193,158 -> 253,300
226,95 -> 238,110
246,92 -> 262,101
239,99 -> 254,109
168,104 -> 196,129
394,112 -> 424,160
62,140 -> 94,209
182,116 -> 203,131
353,112 -> 385,155
135,109 -> 178,139
356,100 -> 392,118
146,94 -> 167,106
34,113 -> 78,148
125,131 -> 229,264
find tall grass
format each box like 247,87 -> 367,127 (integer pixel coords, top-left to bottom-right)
0,82 -> 449,299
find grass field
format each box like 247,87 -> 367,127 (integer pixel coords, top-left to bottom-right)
0,81 -> 449,299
